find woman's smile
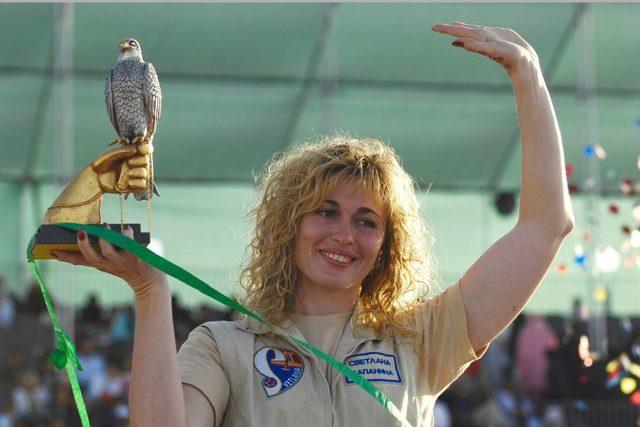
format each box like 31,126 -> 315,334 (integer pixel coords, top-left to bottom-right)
319,249 -> 356,266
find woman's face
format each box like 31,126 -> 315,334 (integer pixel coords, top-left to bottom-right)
294,179 -> 387,309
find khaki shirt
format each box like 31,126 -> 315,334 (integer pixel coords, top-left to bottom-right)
178,282 -> 484,427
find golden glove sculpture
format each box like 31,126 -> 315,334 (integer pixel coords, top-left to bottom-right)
29,143 -> 152,259
42,143 -> 152,225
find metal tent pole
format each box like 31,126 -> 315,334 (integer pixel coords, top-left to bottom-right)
52,2 -> 76,341
321,6 -> 338,135
577,6 -> 608,359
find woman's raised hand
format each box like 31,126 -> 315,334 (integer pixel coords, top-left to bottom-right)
52,226 -> 166,299
432,22 -> 539,76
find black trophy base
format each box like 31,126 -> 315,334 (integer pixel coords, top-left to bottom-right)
28,224 -> 150,260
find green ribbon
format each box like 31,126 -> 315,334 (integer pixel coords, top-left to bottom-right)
27,257 -> 90,427
45,223 -> 413,426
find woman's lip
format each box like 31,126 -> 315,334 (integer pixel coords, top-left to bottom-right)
319,248 -> 357,259
319,250 -> 354,268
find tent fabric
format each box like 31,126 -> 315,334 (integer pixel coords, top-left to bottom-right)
1,4 -> 639,314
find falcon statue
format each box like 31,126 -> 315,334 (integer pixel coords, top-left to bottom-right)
105,38 -> 162,200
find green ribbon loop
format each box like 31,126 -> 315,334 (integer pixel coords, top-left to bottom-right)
50,223 -> 413,427
49,348 -> 67,369
54,330 -> 82,371
27,258 -> 91,427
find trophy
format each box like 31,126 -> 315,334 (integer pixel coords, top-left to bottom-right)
28,38 -> 161,259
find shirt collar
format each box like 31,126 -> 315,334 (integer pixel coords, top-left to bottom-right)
233,306 -> 378,346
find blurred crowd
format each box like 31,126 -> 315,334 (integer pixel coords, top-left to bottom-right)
1,274 -> 639,427
0,276 -> 233,427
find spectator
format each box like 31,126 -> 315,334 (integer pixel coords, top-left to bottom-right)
0,401 -> 15,427
80,294 -> 103,324
11,370 -> 50,417
76,337 -> 107,392
88,361 -> 128,400
21,281 -> 46,317
108,306 -> 134,343
434,399 -> 452,427
515,315 -> 558,406
0,276 -> 15,329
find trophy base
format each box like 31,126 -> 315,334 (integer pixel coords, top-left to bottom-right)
28,224 -> 150,260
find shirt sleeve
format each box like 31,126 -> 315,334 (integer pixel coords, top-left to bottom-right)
178,324 -> 230,426
417,281 -> 488,395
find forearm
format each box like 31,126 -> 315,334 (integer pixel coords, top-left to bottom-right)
511,60 -> 574,235
129,278 -> 185,426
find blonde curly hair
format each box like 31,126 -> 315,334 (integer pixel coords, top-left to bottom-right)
240,136 -> 437,342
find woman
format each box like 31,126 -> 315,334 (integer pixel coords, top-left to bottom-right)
53,22 -> 574,426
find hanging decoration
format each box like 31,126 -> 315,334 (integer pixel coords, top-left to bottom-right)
595,245 -> 621,273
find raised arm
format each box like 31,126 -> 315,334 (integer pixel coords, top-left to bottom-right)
432,22 -> 575,351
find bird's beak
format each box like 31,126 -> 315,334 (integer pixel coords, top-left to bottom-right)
119,41 -> 131,52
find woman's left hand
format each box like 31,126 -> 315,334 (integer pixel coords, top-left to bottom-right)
432,22 -> 539,76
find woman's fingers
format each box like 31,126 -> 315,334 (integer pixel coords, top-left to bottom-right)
98,224 -> 123,265
76,230 -> 106,265
451,21 -> 481,29
123,225 -> 134,239
432,23 -> 486,41
452,37 -> 491,54
52,250 -> 93,267
451,37 -> 517,69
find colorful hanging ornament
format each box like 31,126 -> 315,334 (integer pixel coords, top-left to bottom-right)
584,177 -> 596,190
595,245 -> 621,273
593,286 -> 608,302
633,201 -> 640,221
583,144 -> 595,158
606,359 -> 621,373
565,163 -> 574,177
595,145 -> 607,160
557,263 -> 568,274
630,390 -> 640,406
606,370 -> 622,389
609,203 -> 619,214
620,377 -> 637,395
568,183 -> 580,194
622,225 -> 631,235
574,244 -> 586,268
621,177 -> 634,195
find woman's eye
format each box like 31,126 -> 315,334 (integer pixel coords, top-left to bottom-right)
358,219 -> 377,228
316,209 -> 336,218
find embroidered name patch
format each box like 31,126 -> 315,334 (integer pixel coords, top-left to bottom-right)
344,352 -> 402,384
254,347 -> 304,397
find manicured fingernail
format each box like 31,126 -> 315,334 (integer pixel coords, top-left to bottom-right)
78,230 -> 86,241
452,41 -> 463,48
51,251 -> 59,259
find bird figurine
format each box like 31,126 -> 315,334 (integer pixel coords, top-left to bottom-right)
105,38 -> 162,200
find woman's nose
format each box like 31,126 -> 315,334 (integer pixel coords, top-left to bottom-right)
330,219 -> 355,245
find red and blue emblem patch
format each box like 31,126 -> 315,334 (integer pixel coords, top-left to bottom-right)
254,347 -> 304,398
